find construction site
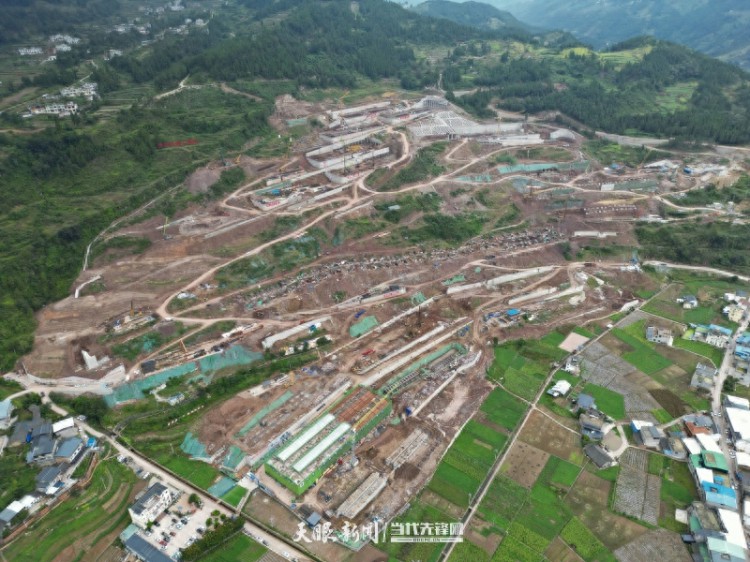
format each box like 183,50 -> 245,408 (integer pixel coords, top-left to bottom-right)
12,90 -> 750,557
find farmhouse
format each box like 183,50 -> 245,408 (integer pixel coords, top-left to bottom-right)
583,443 -> 615,469
128,482 -> 173,529
575,393 -> 596,410
691,324 -> 733,348
678,295 -> 699,309
723,303 -> 746,323
579,411 -> 614,440
646,326 -> 673,346
690,363 -> 717,391
547,380 -> 572,397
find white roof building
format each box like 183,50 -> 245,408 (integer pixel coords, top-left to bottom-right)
682,437 -> 701,456
725,395 -> 750,410
695,467 -> 714,486
734,451 -> 750,469
717,509 -> 747,551
547,380 -> 572,397
725,407 -> 750,452
696,433 -> 722,453
52,417 -> 75,434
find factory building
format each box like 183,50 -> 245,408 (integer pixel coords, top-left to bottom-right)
265,386 -> 391,495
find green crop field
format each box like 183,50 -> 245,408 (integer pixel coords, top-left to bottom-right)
478,475 -> 530,531
538,455 -> 582,490
160,453 -> 221,489
492,536 -> 544,562
3,459 -> 138,562
611,328 -> 673,374
201,533 -> 267,562
581,383 -> 626,420
480,387 -> 527,431
488,340 -> 566,400
447,539 -> 491,562
428,414 -> 507,506
560,518 -> 615,562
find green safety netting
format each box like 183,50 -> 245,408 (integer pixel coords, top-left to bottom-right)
498,160 -> 589,174
208,476 -> 236,497
198,345 -> 263,372
411,292 -> 427,305
442,275 -> 465,286
180,432 -> 209,459
222,446 -> 246,469
236,390 -> 294,437
350,316 -> 379,338
104,345 -> 262,406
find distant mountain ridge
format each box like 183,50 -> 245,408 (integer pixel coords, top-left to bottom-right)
480,0 -> 750,70
412,0 -> 536,33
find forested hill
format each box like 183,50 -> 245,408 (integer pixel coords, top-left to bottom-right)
412,0 -> 536,33
481,0 -> 750,70
109,0 -> 549,91
449,37 -> 750,145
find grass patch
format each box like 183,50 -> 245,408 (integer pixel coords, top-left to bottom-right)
581,384 -> 626,420
200,533 -> 267,562
448,539 -> 491,562
221,485 -> 247,507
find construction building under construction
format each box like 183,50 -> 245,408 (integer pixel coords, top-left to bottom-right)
265,386 -> 392,495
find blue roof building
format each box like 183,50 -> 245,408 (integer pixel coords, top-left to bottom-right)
87,437 -> 97,448
736,332 -> 750,346
709,324 -> 734,337
576,393 -> 596,410
506,309 -> 521,317
735,345 -> 750,362
701,481 -> 737,510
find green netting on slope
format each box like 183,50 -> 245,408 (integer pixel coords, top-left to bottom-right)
498,161 -> 589,174
104,345 -> 261,406
456,173 -> 494,183
442,275 -> 465,286
235,390 -> 294,437
222,446 -> 246,469
134,362 -> 199,392
181,432 -> 209,459
207,476 -> 236,497
411,292 -> 427,305
350,316 -> 379,338
103,384 -> 144,407
198,345 -> 263,372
